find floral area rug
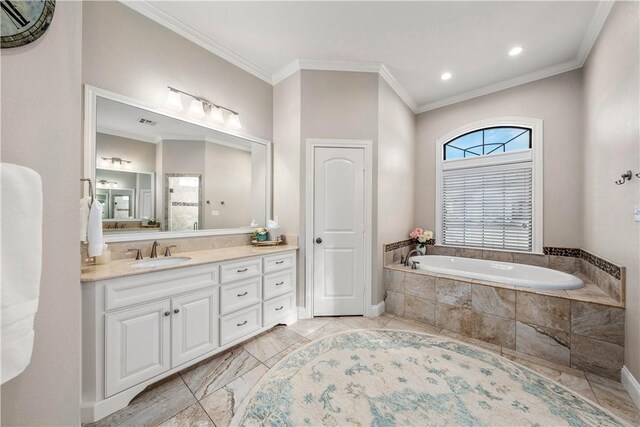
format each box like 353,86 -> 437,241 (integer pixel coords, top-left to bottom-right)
231,330 -> 626,426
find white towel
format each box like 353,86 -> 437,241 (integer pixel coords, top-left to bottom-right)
87,199 -> 104,257
80,196 -> 91,242
1,162 -> 43,384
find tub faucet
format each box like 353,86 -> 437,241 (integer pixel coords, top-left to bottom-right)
403,249 -> 421,267
150,240 -> 160,258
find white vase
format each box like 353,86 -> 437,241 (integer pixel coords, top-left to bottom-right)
416,245 -> 426,255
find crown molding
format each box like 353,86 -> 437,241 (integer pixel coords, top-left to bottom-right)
415,59 -> 582,113
272,59 -> 419,112
121,0 -> 613,116
576,0 -> 614,66
119,0 -> 272,84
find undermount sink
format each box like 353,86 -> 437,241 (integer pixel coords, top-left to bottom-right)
130,257 -> 192,268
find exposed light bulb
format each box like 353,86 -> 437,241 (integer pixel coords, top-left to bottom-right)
210,106 -> 224,124
227,113 -> 242,130
188,99 -> 205,117
509,46 -> 523,56
165,89 -> 183,111
441,72 -> 452,81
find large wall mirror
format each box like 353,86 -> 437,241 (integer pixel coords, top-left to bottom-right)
84,86 -> 271,242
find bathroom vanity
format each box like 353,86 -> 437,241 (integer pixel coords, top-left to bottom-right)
80,245 -> 297,422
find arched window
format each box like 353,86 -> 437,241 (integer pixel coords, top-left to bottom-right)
443,127 -> 531,160
436,118 -> 543,253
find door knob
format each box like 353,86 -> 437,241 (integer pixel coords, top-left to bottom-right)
315,237 -> 322,244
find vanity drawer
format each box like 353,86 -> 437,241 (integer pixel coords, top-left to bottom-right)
263,293 -> 294,326
263,252 -> 295,274
220,304 -> 262,346
263,270 -> 294,300
220,258 -> 262,284
104,265 -> 219,311
220,277 -> 262,315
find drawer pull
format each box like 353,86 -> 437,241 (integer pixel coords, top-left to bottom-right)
237,268 -> 248,273
237,291 -> 248,297
275,306 -> 284,311
237,320 -> 248,327
275,281 -> 284,286
275,260 -> 284,265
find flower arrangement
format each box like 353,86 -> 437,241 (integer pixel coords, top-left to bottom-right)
254,227 -> 268,241
409,227 -> 433,249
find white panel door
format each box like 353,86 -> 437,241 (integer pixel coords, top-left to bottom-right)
171,289 -> 219,368
313,147 -> 365,316
105,300 -> 171,397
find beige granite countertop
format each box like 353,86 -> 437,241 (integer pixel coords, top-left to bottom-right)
385,263 -> 623,307
81,244 -> 298,282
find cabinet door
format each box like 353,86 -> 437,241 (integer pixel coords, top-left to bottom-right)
171,289 -> 219,367
105,300 -> 171,397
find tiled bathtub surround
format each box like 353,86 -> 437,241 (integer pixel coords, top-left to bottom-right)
81,234 -> 298,265
383,266 -> 625,380
383,240 -> 625,305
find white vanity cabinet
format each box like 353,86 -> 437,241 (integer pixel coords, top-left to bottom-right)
82,249 -> 297,423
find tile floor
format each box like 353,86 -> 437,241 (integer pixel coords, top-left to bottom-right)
89,313 -> 640,427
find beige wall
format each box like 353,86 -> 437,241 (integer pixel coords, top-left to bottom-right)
82,1 -> 273,143
415,70 -> 584,248
0,2 -> 83,426
582,1 -> 640,380
377,77 -> 416,302
96,133 -> 157,173
273,71 -> 303,301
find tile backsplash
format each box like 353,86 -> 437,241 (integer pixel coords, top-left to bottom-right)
82,233 -> 298,265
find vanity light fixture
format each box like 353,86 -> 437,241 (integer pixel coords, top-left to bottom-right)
100,157 -> 133,170
97,179 -> 117,188
509,46 -> 523,56
188,98 -> 206,118
441,72 -> 452,81
165,86 -> 241,130
210,106 -> 224,124
165,88 -> 183,111
227,113 -> 242,130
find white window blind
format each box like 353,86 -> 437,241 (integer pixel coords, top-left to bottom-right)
441,163 -> 533,252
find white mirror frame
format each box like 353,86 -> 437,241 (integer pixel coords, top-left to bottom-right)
83,84 -> 272,243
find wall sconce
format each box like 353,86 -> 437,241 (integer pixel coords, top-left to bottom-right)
100,157 -> 133,170
164,86 -> 242,130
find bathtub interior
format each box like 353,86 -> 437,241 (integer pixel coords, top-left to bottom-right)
407,255 -> 584,290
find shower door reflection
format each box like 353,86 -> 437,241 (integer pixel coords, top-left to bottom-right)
166,174 -> 202,231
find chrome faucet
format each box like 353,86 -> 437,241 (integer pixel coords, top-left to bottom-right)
150,241 -> 160,258
403,249 -> 421,267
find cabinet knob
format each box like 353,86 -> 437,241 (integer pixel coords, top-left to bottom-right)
164,311 -> 171,316
174,309 -> 180,314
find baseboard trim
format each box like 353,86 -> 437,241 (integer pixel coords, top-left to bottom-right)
368,301 -> 385,317
622,366 -> 640,409
297,306 -> 309,320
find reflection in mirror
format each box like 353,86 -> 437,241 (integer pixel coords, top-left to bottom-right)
95,96 -> 269,235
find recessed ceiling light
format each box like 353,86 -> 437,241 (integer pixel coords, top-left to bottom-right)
509,46 -> 523,56
441,72 -> 452,81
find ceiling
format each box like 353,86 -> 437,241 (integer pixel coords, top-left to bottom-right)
122,1 -> 612,112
